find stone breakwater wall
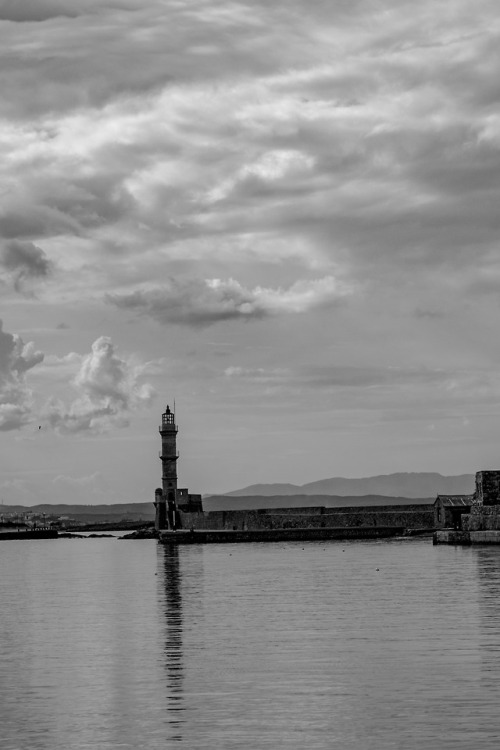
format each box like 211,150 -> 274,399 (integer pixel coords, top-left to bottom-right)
160,527 -> 406,544
178,504 -> 435,531
469,531 -> 500,543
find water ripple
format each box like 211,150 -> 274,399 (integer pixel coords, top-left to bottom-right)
1,538 -> 500,748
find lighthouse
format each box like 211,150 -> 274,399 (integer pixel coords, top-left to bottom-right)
157,405 -> 178,530
154,405 -> 203,531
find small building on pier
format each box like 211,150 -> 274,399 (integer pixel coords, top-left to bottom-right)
434,495 -> 472,530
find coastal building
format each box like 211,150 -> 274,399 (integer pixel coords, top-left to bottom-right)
434,495 -> 472,530
154,405 -> 203,531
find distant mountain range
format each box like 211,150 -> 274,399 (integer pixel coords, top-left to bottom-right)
220,473 -> 475,499
0,474 -> 477,518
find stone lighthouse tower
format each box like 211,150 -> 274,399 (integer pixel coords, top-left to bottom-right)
156,404 -> 178,530
154,404 -> 203,532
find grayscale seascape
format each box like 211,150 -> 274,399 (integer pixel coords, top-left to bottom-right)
2,0 -> 500,747
2,537 -> 500,750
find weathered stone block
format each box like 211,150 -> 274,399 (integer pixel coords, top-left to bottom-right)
433,530 -> 471,545
462,514 -> 473,531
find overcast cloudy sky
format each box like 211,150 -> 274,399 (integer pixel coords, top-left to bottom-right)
1,0 -> 500,505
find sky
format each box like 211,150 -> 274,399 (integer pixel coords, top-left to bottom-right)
1,0 -> 500,505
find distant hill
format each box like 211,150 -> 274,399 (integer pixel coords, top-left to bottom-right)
221,473 -> 475,499
202,494 -> 435,511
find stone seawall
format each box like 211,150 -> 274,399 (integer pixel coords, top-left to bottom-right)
434,529 -> 500,545
470,531 -> 500,543
160,527 -> 406,545
178,504 -> 435,531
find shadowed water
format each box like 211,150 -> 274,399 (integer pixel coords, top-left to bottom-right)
1,538 -> 500,749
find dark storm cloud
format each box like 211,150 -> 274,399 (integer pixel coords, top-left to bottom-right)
108,276 -> 348,327
0,240 -> 52,291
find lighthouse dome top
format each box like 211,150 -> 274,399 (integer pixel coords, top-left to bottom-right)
160,404 -> 176,430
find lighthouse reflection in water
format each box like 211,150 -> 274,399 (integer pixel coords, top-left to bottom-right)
161,544 -> 185,740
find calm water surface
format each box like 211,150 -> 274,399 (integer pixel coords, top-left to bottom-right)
1,537 -> 500,749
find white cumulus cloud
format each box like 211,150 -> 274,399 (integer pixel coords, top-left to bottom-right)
0,319 -> 44,430
44,336 -> 155,434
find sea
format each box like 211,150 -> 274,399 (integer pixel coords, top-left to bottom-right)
1,536 -> 500,749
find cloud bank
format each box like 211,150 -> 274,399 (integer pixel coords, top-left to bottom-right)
1,0 -> 499,306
